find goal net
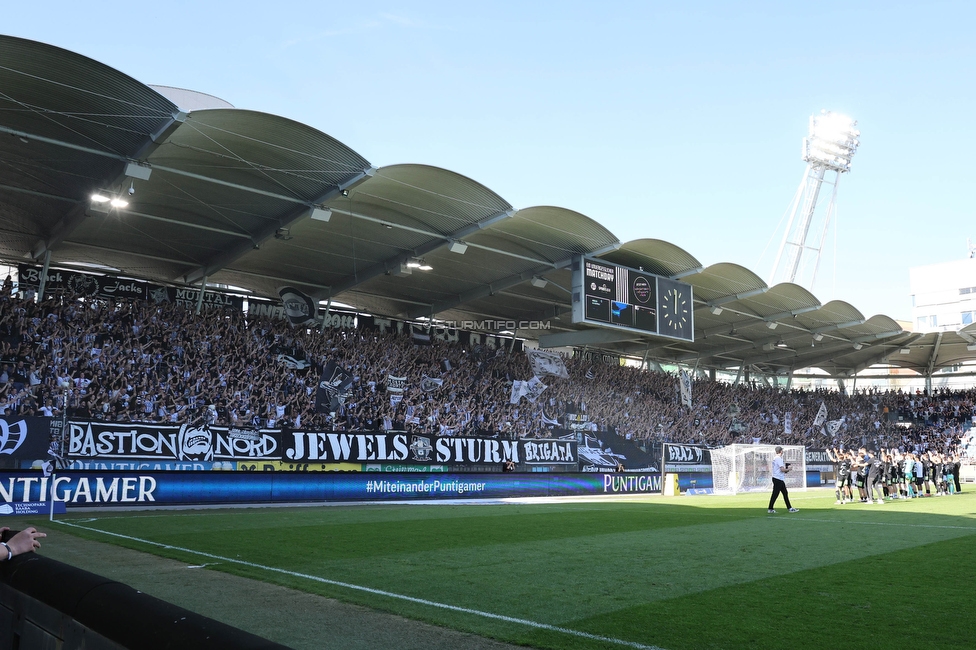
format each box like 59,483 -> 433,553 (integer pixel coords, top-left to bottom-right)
711,444 -> 806,495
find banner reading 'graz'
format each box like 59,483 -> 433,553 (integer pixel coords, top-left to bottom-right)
661,442 -> 713,473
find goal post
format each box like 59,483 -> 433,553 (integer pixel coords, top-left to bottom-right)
711,444 -> 806,495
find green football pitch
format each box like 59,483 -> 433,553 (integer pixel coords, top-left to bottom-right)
41,489 -> 976,649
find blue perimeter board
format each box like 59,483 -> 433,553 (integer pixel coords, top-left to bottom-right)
0,472 -> 663,507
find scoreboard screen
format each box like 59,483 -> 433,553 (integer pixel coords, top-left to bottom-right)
571,257 -> 694,342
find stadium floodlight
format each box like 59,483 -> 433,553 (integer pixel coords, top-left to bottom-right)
448,240 -> 468,254
309,207 -> 331,222
803,112 -> 860,172
853,342 -> 863,350
770,110 -> 860,291
813,333 -> 824,341
417,260 -> 433,271
406,259 -> 422,268
110,197 -> 128,208
90,193 -> 110,203
775,339 -> 788,348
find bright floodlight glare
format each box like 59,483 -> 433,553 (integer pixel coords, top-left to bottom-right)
90,193 -> 110,203
405,259 -> 421,268
110,198 -> 128,208
418,261 -> 433,271
803,110 -> 859,172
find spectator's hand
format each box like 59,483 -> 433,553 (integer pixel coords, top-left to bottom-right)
1,526 -> 45,559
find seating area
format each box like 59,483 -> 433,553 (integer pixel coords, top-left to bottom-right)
0,283 -> 971,456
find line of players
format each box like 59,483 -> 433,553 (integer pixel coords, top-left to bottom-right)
826,448 -> 963,505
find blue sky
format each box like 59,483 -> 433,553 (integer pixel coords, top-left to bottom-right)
7,1 -> 976,321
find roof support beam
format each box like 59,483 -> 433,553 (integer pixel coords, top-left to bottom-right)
64,241 -> 198,267
538,328 -> 644,349
25,112 -> 186,261
327,208 -> 515,297
926,332 -> 944,377
762,304 -> 822,322
403,242 -> 620,321
183,167 -> 375,284
707,287 -> 768,309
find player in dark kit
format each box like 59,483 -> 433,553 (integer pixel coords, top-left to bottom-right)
864,449 -> 885,504
828,448 -> 852,504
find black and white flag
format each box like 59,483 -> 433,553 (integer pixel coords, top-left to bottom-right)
524,376 -> 548,403
277,353 -> 311,370
679,370 -> 692,409
278,286 -> 317,326
387,375 -> 407,393
526,349 -> 569,379
510,380 -> 528,405
813,401 -> 828,428
421,375 -> 444,392
410,324 -> 432,345
541,402 -> 561,426
826,418 -> 844,437
315,361 -> 353,413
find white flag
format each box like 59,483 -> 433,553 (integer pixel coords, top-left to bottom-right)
784,411 -> 793,435
826,418 -> 844,436
510,381 -> 528,404
679,370 -> 692,409
524,376 -> 548,403
526,349 -> 569,379
813,401 -> 828,428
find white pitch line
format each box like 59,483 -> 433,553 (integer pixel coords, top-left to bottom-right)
56,520 -> 667,650
772,515 -> 976,531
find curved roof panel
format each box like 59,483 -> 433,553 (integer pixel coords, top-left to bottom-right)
687,262 -> 767,304
469,206 -> 618,265
151,109 -> 370,202
599,238 -> 701,278
347,164 -> 512,235
0,36 -> 178,156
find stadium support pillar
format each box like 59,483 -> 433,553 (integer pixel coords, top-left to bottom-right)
732,365 -> 743,386
195,276 -> 208,315
36,250 -> 51,301
709,368 -> 716,382
786,370 -> 793,391
836,377 -> 846,394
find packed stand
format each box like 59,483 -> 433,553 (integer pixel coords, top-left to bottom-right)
0,282 -> 973,458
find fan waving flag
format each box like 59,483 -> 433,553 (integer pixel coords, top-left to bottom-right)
526,349 -> 569,379
278,286 -> 317,326
813,401 -> 828,428
679,370 -> 692,409
315,361 -> 353,412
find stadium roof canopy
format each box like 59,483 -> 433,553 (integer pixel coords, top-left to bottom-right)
0,35 -> 966,382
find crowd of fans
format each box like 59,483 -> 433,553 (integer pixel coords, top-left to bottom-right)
0,279 -> 972,457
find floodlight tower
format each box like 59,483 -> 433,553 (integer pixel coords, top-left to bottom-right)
770,111 -> 860,289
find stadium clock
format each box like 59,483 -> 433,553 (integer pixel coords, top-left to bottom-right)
657,278 -> 693,340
